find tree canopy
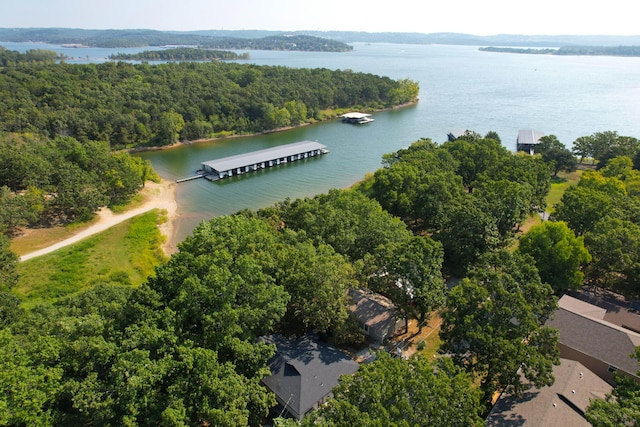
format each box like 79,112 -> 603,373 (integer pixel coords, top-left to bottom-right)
0,133 -> 157,232
108,47 -> 250,61
0,53 -> 418,148
364,135 -> 551,274
570,131 -> 640,167
440,251 -> 559,406
302,352 -> 484,427
518,221 -> 591,293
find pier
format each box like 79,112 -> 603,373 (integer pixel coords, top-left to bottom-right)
176,141 -> 328,183
175,170 -> 208,183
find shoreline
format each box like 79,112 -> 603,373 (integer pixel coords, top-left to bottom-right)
129,100 -> 419,153
18,179 -> 179,262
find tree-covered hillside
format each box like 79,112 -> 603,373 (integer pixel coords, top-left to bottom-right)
0,49 -> 419,148
0,28 -> 352,51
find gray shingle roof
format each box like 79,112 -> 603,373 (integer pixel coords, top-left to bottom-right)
261,334 -> 359,420
349,289 -> 399,341
486,359 -> 612,427
547,308 -> 640,376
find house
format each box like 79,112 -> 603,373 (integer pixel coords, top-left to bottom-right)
349,288 -> 403,343
546,295 -> 640,384
566,289 -> 640,334
486,358 -> 613,426
261,334 -> 359,420
516,129 -> 545,154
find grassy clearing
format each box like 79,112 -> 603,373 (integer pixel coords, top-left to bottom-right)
14,209 -> 167,308
10,182 -> 160,256
10,217 -> 101,256
546,170 -> 583,214
513,169 -> 583,246
415,328 -> 442,360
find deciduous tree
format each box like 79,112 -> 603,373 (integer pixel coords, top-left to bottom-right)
368,235 -> 446,331
518,221 -> 591,293
303,352 -> 484,426
584,216 -> 640,296
440,250 -> 559,405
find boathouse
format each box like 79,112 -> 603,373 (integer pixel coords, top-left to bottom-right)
516,129 -> 545,155
200,140 -> 328,179
340,112 -> 374,124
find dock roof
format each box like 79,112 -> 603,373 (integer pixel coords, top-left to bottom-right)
340,112 -> 371,119
201,140 -> 326,172
517,129 -> 545,146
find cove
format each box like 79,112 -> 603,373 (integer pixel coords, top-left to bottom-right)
136,105 -> 421,242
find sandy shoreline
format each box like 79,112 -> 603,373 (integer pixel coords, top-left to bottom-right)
19,179 -> 179,262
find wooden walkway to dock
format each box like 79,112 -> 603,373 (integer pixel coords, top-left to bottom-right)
175,171 -> 208,183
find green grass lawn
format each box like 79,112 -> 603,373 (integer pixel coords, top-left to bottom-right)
546,170 -> 583,214
14,209 -> 167,307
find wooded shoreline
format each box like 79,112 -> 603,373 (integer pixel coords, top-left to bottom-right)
128,100 -> 419,153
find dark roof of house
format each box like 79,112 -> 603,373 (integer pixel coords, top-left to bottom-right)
261,334 -> 359,420
349,288 -> 397,329
486,359 -> 612,427
567,290 -> 640,334
547,307 -> 640,376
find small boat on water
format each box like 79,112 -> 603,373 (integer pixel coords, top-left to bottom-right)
340,112 -> 374,124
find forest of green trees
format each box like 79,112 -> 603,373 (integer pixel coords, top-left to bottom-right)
0,46 -> 66,66
0,48 -> 418,149
0,28 -> 353,52
0,133 -> 158,234
1,43 -> 640,425
108,47 -> 250,61
4,127 -> 640,425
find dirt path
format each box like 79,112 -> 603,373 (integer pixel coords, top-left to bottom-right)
19,180 -> 179,262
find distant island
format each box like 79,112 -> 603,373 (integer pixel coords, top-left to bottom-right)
109,47 -> 250,61
0,28 -> 352,52
479,45 -> 640,57
0,45 -> 66,65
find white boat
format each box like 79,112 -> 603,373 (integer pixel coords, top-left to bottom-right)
340,112 -> 375,124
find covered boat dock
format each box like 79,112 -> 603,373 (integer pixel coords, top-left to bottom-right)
199,140 -> 328,180
516,129 -> 545,155
340,112 -> 374,124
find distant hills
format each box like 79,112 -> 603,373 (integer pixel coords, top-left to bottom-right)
0,28 -> 352,52
1,27 -> 640,50
306,31 -> 640,47
480,45 -> 640,57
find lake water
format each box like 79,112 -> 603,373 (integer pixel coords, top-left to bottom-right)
4,41 -> 640,241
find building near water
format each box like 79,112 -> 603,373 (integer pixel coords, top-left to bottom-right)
516,129 -> 545,154
340,112 -> 374,124
200,140 -> 328,180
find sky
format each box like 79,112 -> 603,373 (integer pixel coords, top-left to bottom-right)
1,0 -> 638,36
